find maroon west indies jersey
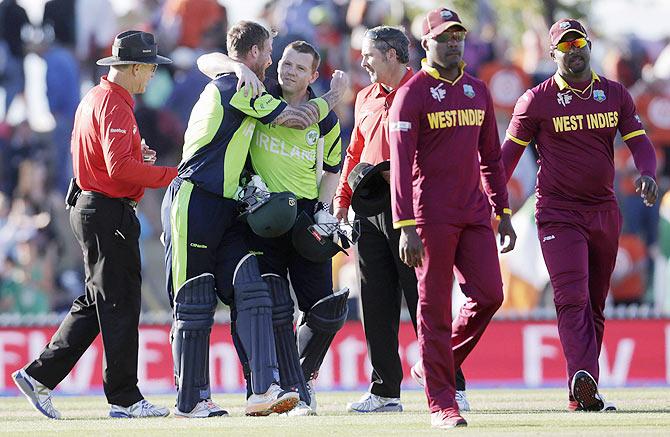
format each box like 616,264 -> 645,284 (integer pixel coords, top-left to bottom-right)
390,61 -> 509,228
506,71 -> 650,210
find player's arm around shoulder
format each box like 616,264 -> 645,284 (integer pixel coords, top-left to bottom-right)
272,71 -> 350,130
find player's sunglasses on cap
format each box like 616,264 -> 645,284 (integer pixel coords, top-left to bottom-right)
365,28 -> 401,55
553,37 -> 589,53
433,30 -> 467,43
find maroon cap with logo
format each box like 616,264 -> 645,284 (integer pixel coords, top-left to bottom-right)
422,8 -> 467,39
549,19 -> 588,46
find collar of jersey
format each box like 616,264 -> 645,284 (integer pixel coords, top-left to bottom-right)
421,59 -> 466,85
100,75 -> 134,109
372,68 -> 413,97
554,70 -> 600,92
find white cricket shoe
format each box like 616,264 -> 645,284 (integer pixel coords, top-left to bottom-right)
109,399 -> 170,418
411,361 -> 470,411
245,383 -> 299,416
285,400 -> 317,416
346,392 -> 403,413
174,399 -> 229,418
455,390 -> 470,412
12,369 -> 61,419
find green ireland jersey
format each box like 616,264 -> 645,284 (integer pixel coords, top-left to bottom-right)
177,73 -> 287,198
250,83 -> 342,200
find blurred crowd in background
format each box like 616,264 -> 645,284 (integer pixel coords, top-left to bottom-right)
2,0 -> 670,318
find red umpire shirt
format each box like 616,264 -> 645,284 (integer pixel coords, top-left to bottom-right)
390,61 -> 509,228
72,76 -> 177,202
505,71 -> 655,210
334,68 -> 414,211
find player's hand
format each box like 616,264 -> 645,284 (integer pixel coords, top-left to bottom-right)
141,139 -> 157,165
330,70 -> 350,95
380,170 -> 391,184
334,207 -> 349,223
399,225 -> 424,268
235,62 -> 264,98
635,175 -> 658,207
497,214 -> 516,254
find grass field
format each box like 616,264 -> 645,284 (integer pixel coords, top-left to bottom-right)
1,388 -> 669,436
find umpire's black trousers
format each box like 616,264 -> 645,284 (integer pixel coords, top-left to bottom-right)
356,204 -> 418,398
26,193 -> 143,407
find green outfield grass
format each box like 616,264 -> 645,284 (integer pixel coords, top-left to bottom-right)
1,388 -> 669,436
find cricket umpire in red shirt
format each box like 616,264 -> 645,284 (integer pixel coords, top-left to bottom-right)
333,26 -> 421,414
389,9 -> 516,429
502,19 -> 658,412
12,31 -> 177,419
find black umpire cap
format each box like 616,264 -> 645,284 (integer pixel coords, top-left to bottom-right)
348,160 -> 391,217
96,30 -> 172,66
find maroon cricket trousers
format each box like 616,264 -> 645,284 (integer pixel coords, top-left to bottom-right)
536,207 -> 621,388
415,219 -> 503,412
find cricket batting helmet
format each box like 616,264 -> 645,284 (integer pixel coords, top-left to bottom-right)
292,211 -> 360,263
238,186 -> 297,238
348,160 -> 390,217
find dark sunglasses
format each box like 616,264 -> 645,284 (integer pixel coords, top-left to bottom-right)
433,30 -> 467,43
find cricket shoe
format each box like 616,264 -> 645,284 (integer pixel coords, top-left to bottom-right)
109,399 -> 170,418
12,369 -> 61,419
568,394 -> 616,412
410,362 -> 470,411
346,392 -> 403,413
430,408 -> 467,429
571,370 -> 616,412
174,399 -> 229,418
245,383 -> 299,416
285,400 -> 317,416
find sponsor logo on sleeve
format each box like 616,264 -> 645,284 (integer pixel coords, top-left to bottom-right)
390,121 -> 412,132
593,89 -> 606,102
430,83 -> 446,102
110,127 -> 127,134
463,84 -> 475,98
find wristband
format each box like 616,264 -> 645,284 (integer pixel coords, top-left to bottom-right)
495,208 -> 512,220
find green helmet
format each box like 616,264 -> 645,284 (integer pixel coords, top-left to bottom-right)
238,187 -> 297,238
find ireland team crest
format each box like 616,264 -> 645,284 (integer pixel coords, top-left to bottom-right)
463,84 -> 475,98
593,89 -> 606,102
305,129 -> 319,146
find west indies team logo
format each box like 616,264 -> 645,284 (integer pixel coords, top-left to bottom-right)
463,84 -> 475,98
593,89 -> 606,102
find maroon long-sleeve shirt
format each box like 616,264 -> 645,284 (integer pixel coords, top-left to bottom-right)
502,71 -> 656,211
389,61 -> 509,228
